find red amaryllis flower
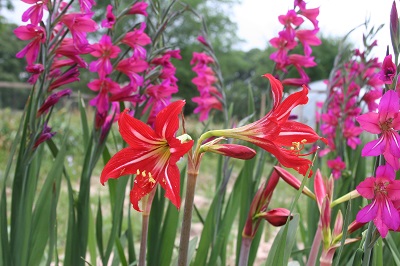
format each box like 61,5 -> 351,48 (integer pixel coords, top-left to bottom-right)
100,100 -> 194,211
212,74 -> 326,176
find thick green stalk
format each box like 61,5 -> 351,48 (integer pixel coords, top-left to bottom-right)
362,222 -> 374,266
238,236 -> 252,266
178,164 -> 198,266
139,214 -> 149,266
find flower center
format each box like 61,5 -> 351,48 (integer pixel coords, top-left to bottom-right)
380,118 -> 393,131
374,181 -> 389,196
290,139 -> 307,155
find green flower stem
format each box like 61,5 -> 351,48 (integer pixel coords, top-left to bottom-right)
138,189 -> 156,266
362,221 -> 374,266
178,158 -> 199,266
139,213 -> 149,266
238,236 -> 252,266
330,190 -> 360,208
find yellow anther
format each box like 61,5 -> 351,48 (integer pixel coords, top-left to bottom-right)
136,169 -> 140,175
301,139 -> 307,143
149,176 -> 156,183
142,170 -> 146,177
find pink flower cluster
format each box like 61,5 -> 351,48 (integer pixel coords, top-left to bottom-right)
87,3 -> 182,128
191,51 -> 223,121
15,0 -> 100,148
269,0 -> 321,86
319,49 -> 384,156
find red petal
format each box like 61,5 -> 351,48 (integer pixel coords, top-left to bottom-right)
263,74 -> 283,112
274,85 -> 308,122
155,100 -> 185,139
130,176 -> 158,212
100,147 -> 158,184
276,121 -> 322,145
118,110 -> 161,148
158,164 -> 181,209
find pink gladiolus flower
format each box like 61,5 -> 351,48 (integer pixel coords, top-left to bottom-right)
88,78 -> 121,114
26,63 -> 44,84
192,96 -> 223,121
378,55 -> 397,84
278,10 -> 304,28
326,156 -> 346,179
61,13 -> 98,50
128,2 -> 148,16
55,38 -> 93,68
21,0 -> 48,25
78,0 -> 96,13
121,23 -> 151,59
101,5 -> 116,29
89,35 -> 121,78
356,90 -> 400,170
299,7 -> 320,29
14,24 -> 46,65
356,164 -> 400,237
343,120 -> 363,149
116,57 -> 149,86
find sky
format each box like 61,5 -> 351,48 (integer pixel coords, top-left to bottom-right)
2,0 -> 394,58
233,0 -> 393,58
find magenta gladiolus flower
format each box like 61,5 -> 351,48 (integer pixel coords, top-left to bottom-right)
326,156 -> 346,179
89,35 -> 121,78
101,5 -> 116,29
356,90 -> 400,169
378,55 -> 397,84
128,2 -> 148,16
21,0 -> 48,25
121,23 -> 151,59
116,57 -> 148,86
356,164 -> 400,237
14,24 -> 46,65
78,0 -> 96,13
26,63 -> 44,84
61,13 -> 98,50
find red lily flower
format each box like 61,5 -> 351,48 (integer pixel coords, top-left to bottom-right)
211,74 -> 326,176
100,100 -> 194,211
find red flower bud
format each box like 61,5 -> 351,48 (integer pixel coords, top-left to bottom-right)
203,143 -> 256,160
260,208 -> 292,227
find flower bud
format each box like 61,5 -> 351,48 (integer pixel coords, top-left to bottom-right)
202,143 -> 256,160
37,89 -> 72,117
259,208 -> 292,227
391,1 -> 400,56
274,166 -> 316,200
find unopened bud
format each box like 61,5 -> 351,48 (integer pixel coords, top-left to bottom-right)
258,208 -> 292,227
202,143 -> 256,160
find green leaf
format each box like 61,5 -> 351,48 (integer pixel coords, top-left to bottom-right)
115,236 -> 128,266
0,186 -> 10,265
28,138 -> 67,265
103,177 -> 129,264
383,234 -> 400,265
96,198 -> 105,261
88,206 -> 97,266
265,214 -> 300,266
78,92 -> 89,149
